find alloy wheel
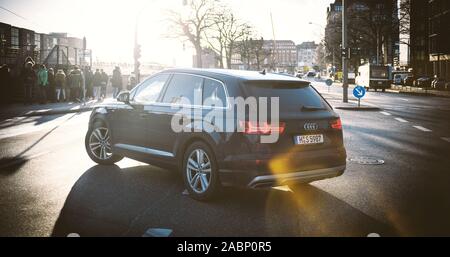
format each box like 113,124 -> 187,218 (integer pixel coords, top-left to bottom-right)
186,149 -> 212,194
89,127 -> 112,160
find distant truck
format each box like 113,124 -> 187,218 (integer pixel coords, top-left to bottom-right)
355,64 -> 391,92
348,72 -> 356,84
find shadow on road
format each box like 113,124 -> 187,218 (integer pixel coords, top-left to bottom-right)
52,164 -> 396,237
0,156 -> 29,176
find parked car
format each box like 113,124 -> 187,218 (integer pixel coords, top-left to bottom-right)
295,72 -> 304,78
303,71 -> 317,78
432,78 -> 447,90
84,69 -> 347,201
394,74 -> 410,85
414,77 -> 432,88
392,72 -> 412,85
404,76 -> 415,87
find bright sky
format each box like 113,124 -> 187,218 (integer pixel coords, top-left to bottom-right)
0,0 -> 332,67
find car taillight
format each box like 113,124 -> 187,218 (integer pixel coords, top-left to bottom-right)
239,121 -> 286,135
330,119 -> 342,130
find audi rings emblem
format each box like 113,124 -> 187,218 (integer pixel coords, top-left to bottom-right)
304,123 -> 319,131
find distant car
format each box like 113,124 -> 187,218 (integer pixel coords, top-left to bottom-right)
432,78 -> 447,90
415,77 -> 432,88
392,72 -> 412,85
394,74 -> 410,85
303,71 -> 317,78
404,76 -> 415,87
85,69 -> 347,201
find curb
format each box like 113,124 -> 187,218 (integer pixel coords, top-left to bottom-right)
387,89 -> 450,98
335,106 -> 381,111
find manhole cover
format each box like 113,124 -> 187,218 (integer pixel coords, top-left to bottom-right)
348,157 -> 385,165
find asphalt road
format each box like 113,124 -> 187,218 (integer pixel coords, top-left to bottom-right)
0,82 -> 449,237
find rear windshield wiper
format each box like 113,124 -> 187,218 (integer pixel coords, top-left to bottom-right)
301,106 -> 326,112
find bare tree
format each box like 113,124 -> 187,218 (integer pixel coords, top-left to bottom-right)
204,6 -> 230,69
222,14 -> 252,69
235,37 -> 270,70
325,1 -> 410,68
167,0 -> 216,68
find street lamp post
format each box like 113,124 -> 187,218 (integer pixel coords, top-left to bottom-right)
342,0 -> 349,103
134,15 -> 141,83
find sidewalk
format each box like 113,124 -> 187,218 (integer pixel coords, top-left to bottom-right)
0,100 -> 98,120
389,85 -> 450,98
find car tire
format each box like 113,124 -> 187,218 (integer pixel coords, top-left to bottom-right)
182,141 -> 221,201
85,120 -> 123,165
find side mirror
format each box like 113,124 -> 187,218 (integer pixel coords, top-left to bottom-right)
117,91 -> 130,104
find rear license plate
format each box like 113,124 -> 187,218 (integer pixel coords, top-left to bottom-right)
294,134 -> 324,145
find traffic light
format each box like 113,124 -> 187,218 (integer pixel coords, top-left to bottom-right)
341,47 -> 351,59
134,44 -> 141,60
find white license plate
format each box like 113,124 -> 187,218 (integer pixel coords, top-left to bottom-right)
294,134 -> 324,145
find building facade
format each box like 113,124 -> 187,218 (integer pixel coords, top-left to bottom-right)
428,0 -> 450,81
264,40 -> 297,72
409,0 -> 432,77
193,48 -> 219,69
297,41 -> 318,70
0,22 -> 89,70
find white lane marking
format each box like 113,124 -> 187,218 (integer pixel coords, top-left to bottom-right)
400,99 -> 409,102
413,126 -> 432,132
380,111 -> 391,116
394,118 -> 409,123
441,137 -> 450,143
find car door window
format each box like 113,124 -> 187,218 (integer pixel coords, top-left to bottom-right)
162,74 -> 203,106
133,74 -> 170,104
203,78 -> 227,108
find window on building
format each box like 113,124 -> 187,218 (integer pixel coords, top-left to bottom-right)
34,34 -> 40,50
11,28 -> 19,47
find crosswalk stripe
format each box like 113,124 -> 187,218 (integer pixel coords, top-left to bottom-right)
395,118 -> 409,123
413,126 -> 432,132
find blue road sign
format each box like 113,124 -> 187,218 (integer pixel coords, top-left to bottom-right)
353,86 -> 366,99
325,79 -> 333,86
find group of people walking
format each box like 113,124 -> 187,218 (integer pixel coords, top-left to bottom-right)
19,57 -> 124,105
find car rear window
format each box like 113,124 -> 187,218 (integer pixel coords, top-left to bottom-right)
243,81 -> 327,111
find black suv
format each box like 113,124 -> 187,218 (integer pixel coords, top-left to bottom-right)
85,69 -> 346,200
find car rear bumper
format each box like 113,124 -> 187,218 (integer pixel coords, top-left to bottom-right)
218,147 -> 347,187
247,165 -> 345,188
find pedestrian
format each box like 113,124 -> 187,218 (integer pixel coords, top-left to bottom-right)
21,62 -> 36,105
100,69 -> 108,99
47,68 -> 55,102
111,66 -> 123,98
37,64 -> 49,104
0,64 -> 11,104
55,69 -> 66,102
68,66 -> 83,102
84,66 -> 93,100
128,73 -> 136,90
65,68 -> 72,101
92,69 -> 102,101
